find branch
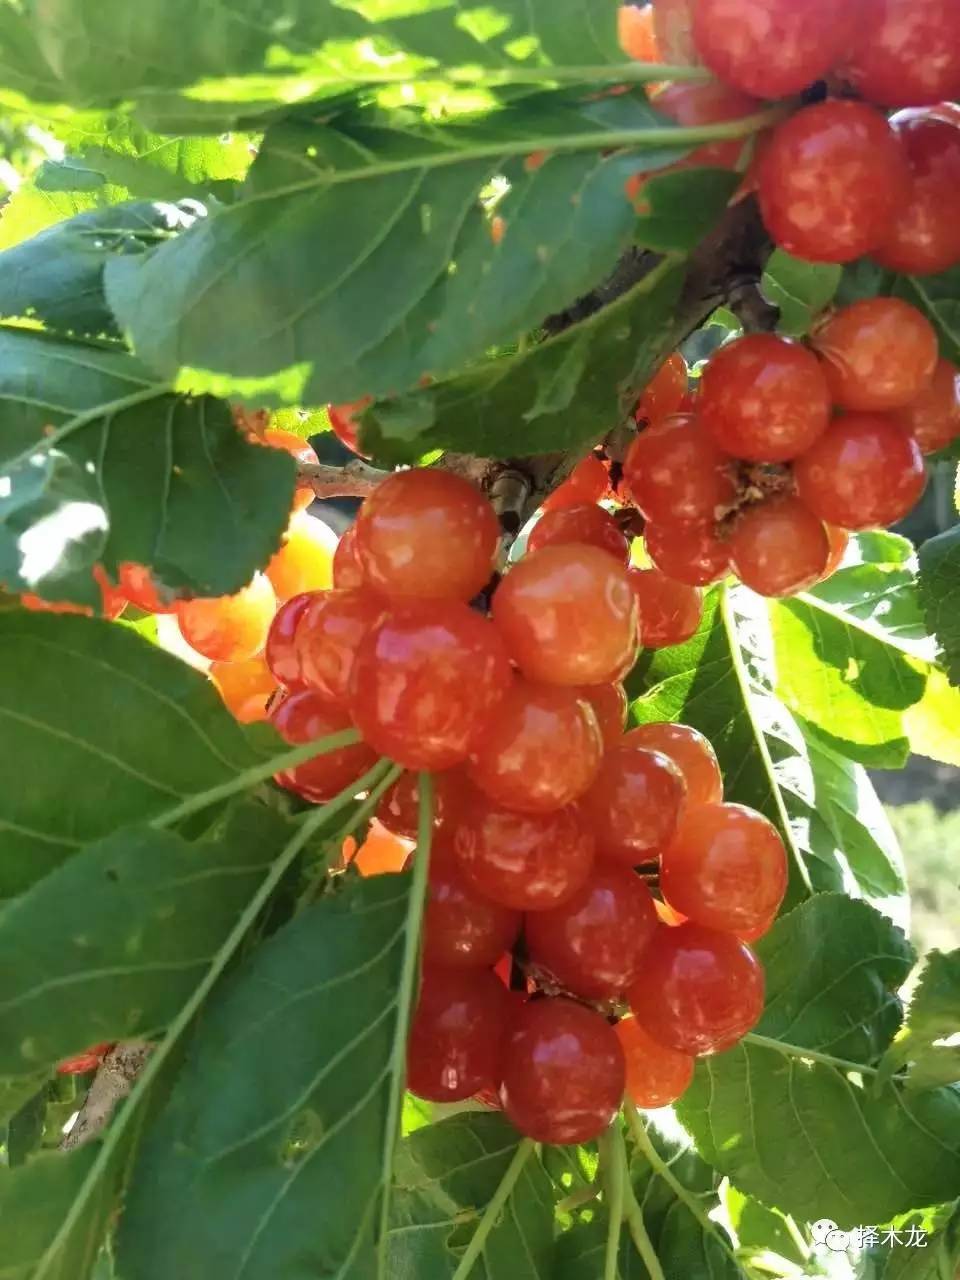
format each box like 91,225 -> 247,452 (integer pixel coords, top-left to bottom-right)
59,1040 -> 153,1151
297,457 -> 389,499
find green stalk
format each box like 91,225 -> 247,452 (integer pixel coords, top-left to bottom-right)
449,1138 -> 537,1280
599,1126 -> 627,1280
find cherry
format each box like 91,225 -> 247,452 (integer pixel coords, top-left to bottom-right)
822,526 -> 850,580
653,0 -> 699,65
342,819 -> 410,876
628,922 -> 765,1055
728,496 -> 830,597
348,600 -> 511,770
56,1042 -> 115,1075
542,455 -> 609,512
265,512 -> 338,601
893,358 -> 960,456
699,334 -> 831,463
327,398 -> 372,457
636,353 -> 689,425
451,796 -> 595,911
407,966 -> 511,1103
844,0 -> 960,107
629,567 -> 703,648
210,655 -> 277,723
527,503 -> 629,563
176,573 -> 276,664
643,519 -> 729,587
874,111 -> 960,276
811,298 -> 938,413
423,845 -> 521,968
118,562 -> 175,613
467,680 -> 604,813
354,468 -> 499,602
660,802 -> 788,937
577,682 -> 628,751
261,428 -> 319,512
582,744 -> 686,866
757,101 -> 908,264
265,592 -> 315,689
618,3 -> 659,60
526,862 -> 659,1000
500,998 -> 625,1144
492,545 -> 638,686
623,416 -> 736,525
296,588 -> 385,707
652,82 -> 759,170
623,722 -> 723,807
376,772 -> 432,840
793,413 -> 926,531
332,525 -> 366,589
692,0 -> 855,98
656,898 -> 687,927
269,690 -> 377,802
615,1015 -> 695,1109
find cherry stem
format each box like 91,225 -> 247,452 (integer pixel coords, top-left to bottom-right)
618,1124 -> 667,1280
599,1125 -> 627,1280
741,1032 -> 878,1077
449,1136 -> 537,1280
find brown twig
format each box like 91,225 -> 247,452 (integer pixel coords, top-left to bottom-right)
297,458 -> 389,498
59,1040 -> 153,1151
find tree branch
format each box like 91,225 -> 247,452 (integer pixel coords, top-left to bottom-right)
59,1040 -> 153,1151
297,458 -> 389,499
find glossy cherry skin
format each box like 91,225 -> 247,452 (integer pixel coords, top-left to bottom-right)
210,655 -> 277,723
499,998 -> 626,1145
582,744 -> 686,865
423,846 -> 521,969
332,525 -> 366,589
757,101 -> 908,264
296,588 -> 386,707
616,1015 -> 695,1109
451,796 -> 596,912
176,574 -> 276,664
811,298 -> 938,412
793,413 -> 926,531
618,2 -> 659,60
623,722 -> 723,807
643,519 -> 729,587
624,416 -> 736,526
376,771 -> 435,840
327,398 -> 372,457
699,334 -> 831,463
527,503 -> 629,564
845,0 -> 960,107
728,496 -> 830,597
636,353 -> 689,424
341,819 -> 411,877
118,562 -> 175,613
265,513 -> 337,601
542,455 -> 609,512
692,0 -> 856,98
577,682 -> 628,750
261,428 -> 319,513
269,691 -> 377,802
354,468 -> 499,602
467,680 -> 604,813
661,802 -> 788,936
628,923 -> 765,1055
492,545 -> 638,686
265,592 -> 315,690
407,966 -> 511,1103
629,567 -> 703,648
349,601 -> 511,770
526,862 -> 659,1000
652,82 -> 759,170
875,111 -> 960,276
893,359 -> 960,456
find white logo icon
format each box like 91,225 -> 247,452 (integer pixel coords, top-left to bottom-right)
810,1219 -> 850,1252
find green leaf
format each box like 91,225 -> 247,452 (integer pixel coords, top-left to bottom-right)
4,1083 -> 49,1167
0,1147 -> 109,1280
880,950 -> 960,1092
919,525 -> 960,686
633,167 -> 740,253
858,1202 -> 960,1280
760,248 -> 841,337
723,1186 -> 806,1269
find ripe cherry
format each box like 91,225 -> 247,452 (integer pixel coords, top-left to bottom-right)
342,819 -> 411,876
628,923 -> 765,1055
265,592 -> 314,689
728,496 -> 830,597
261,428 -> 319,512
653,82 -> 759,170
618,3 -> 659,60
269,691 -> 377,802
616,1015 -> 695,1109
176,574 -> 276,664
210,655 -> 277,723
527,503 -> 629,564
296,588 -> 385,707
327,398 -> 372,457
629,567 -> 703,648
577,682 -> 628,750
407,966 -> 511,1103
526,862 -> 659,1000
793,413 -> 926,531
467,680 -> 603,813
653,0 -> 699,65
624,416 -> 736,525
844,0 -> 960,107
376,772 -> 433,840
423,845 -> 521,968
332,525 -> 366,589
354,469 -> 499,602
492,545 -> 638,686
500,998 -> 625,1144
757,101 -> 908,264
623,722 -> 723,807
699,334 -> 831,463
811,298 -> 938,412
117,562 -> 175,613
265,513 -> 337,601
661,802 -> 788,936
582,744 -> 686,865
874,111 -> 960,276
542,455 -> 609,512
349,601 -> 511,770
636,353 -> 689,425
643,519 -> 729,586
56,1042 -> 115,1075
893,358 -> 960,455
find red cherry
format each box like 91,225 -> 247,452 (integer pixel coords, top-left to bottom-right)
342,819 -> 411,877
348,600 -> 511,770
699,334 -> 831,463
269,690 -> 377,802
616,1016 -> 695,1109
327,398 -> 372,457
811,298 -> 938,412
492,545 -> 638,686
793,413 -> 926,530
582,744 -> 686,865
874,111 -> 960,276
407,966 -> 511,1103
653,0 -> 700,64
118,562 -> 175,614
692,0 -> 856,98
653,82 -> 760,170
500,998 -> 625,1145
636,353 -> 689,425
422,846 -> 521,968
451,796 -> 595,911
176,574 -> 276,664
542,456 -> 609,512
628,922 -> 765,1055
56,1042 -> 115,1075
618,3 -> 659,60
893,358 -> 960,455
623,722 -> 723,807
728,496 -> 830,597
845,0 -> 960,107
757,101 -> 909,264
526,862 -> 659,1000
295,588 -> 385,707
624,416 -> 736,525
332,525 -> 366,589
265,592 -> 316,689
576,682 -> 628,750
467,680 -> 604,813
354,469 -> 499,602
629,567 -> 703,648
261,428 -> 318,512
643,519 -> 730,586
822,526 -> 850,580
376,772 -> 430,840
527,504 -> 629,564
661,802 -> 788,936
210,655 -> 277,723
